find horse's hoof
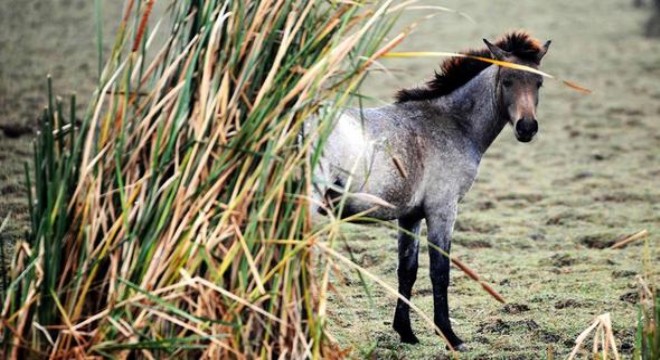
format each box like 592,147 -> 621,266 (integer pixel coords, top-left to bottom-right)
399,333 -> 420,344
455,343 -> 469,352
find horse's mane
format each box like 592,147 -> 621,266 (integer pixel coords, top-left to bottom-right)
395,31 -> 544,103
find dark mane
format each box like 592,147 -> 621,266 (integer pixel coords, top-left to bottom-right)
395,31 -> 544,103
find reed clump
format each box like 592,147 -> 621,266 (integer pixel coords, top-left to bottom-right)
634,236 -> 659,360
635,278 -> 659,359
0,1 -> 399,358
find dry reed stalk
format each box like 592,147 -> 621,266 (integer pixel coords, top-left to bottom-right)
568,312 -> 621,360
451,256 -> 506,304
383,51 -> 592,94
610,229 -> 649,249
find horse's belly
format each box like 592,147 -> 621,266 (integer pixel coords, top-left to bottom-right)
325,150 -> 420,220
312,111 -> 421,220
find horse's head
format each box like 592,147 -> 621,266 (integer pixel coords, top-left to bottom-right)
484,38 -> 551,143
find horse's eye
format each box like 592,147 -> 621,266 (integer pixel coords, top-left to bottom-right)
502,79 -> 513,88
536,81 -> 543,88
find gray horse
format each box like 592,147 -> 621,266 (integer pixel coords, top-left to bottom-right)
312,32 -> 551,350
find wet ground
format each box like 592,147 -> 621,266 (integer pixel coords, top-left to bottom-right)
1,0 -> 659,358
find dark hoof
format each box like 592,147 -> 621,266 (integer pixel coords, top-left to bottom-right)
399,332 -> 420,344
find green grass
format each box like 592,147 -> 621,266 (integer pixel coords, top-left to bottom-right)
323,222 -> 656,359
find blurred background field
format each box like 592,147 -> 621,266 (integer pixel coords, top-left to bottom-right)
1,0 -> 659,358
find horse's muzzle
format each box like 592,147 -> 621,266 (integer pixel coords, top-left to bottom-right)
514,118 -> 538,142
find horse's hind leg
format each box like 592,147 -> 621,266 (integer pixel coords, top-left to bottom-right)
392,216 -> 422,344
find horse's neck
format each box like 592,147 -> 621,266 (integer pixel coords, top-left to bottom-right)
431,66 -> 507,154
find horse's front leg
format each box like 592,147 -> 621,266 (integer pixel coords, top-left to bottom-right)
426,202 -> 466,351
392,216 -> 422,344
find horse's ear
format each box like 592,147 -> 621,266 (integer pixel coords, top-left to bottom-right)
483,39 -> 510,60
537,40 -> 551,62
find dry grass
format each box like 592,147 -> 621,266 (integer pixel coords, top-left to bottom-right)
568,312 -> 621,360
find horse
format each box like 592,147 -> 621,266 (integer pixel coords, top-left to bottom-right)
310,31 -> 551,351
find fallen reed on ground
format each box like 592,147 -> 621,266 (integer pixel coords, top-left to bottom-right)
0,1 -> 399,358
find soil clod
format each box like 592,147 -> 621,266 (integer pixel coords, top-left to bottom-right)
611,269 -> 637,278
0,123 -> 34,138
546,253 -> 576,267
619,291 -> 639,304
477,319 -> 510,334
502,303 -> 530,314
539,330 -> 561,343
477,319 -> 539,335
578,233 -> 617,249
554,299 -> 582,309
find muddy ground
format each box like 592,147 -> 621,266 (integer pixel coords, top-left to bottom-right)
1,0 -> 659,359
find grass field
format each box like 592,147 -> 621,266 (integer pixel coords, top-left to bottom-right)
326,0 -> 660,358
1,0 -> 659,358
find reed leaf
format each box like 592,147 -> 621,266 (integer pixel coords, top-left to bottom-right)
384,51 -> 592,94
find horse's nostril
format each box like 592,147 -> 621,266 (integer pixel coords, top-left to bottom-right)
529,120 -> 538,135
516,119 -> 538,135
